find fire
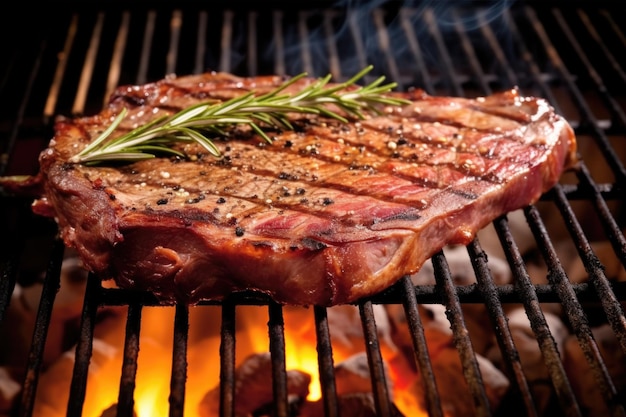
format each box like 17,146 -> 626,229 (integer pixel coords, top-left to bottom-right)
284,336 -> 322,401
33,303 -> 426,417
76,305 -> 323,417
237,305 -> 322,400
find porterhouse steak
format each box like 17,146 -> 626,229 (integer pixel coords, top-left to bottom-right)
23,72 -> 577,306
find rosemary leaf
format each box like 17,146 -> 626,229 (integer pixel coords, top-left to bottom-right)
71,65 -> 410,165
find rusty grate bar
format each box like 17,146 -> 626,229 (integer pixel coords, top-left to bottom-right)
493,214 -> 582,417
313,306 -> 339,417
524,6 -> 626,182
169,303 -> 189,417
117,303 -> 142,417
549,184 -> 626,354
432,251 -> 492,416
467,238 -> 539,417
296,11 -> 314,75
450,9 -> 492,94
71,12 -> 104,116
136,10 -> 156,86
525,205 -> 625,417
219,301 -> 236,417
66,274 -> 101,417
575,163 -> 626,270
399,276 -> 444,417
42,13 -> 78,121
552,9 -> 626,131
245,11 -> 258,76
502,10 -> 563,116
359,300 -> 394,416
0,4 -> 625,417
102,11 -> 130,106
577,9 -> 626,87
423,8 -> 464,96
17,239 -> 65,417
219,10 -> 234,73
268,302 -> 289,417
0,257 -> 18,323
324,10 -> 342,80
398,8 -> 435,93
1,36 -> 47,175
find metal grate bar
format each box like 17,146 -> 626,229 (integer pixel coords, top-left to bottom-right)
1,33 -> 47,175
324,10 -> 342,80
372,8 -> 401,89
432,251 -> 492,417
117,303 -> 142,417
103,11 -> 130,105
493,214 -> 583,417
442,13 -> 619,412
219,301 -> 236,417
136,10 -> 157,85
451,9 -> 492,95
169,303 -> 189,417
576,10 -> 626,87
313,306 -> 339,417
166,10 -> 183,75
44,14 -> 78,120
268,302 -> 289,417
423,8 -> 463,96
71,12 -> 104,115
297,11 -> 313,75
399,276 -> 444,417
219,10 -> 233,73
346,11 -> 370,82
0,257 -> 18,322
359,300 -> 394,416
246,12 -> 258,76
486,13 -> 623,407
66,274 -> 101,417
476,12 -> 518,89
524,6 -> 626,183
503,9 -> 563,116
525,205 -> 625,417
369,278 -> 626,305
18,239 -> 64,417
273,11 -> 285,77
467,238 -> 539,417
550,184 -> 626,354
1,5 -> 625,417
194,11 -> 208,75
398,8 -> 435,94
504,4 -> 625,356
574,163 -> 626,271
552,9 -> 626,129
599,10 -> 626,56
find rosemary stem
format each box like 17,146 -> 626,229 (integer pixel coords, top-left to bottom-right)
71,66 -> 410,165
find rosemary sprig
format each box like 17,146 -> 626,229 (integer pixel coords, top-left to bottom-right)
71,65 -> 410,164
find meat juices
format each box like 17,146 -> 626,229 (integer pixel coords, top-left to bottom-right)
29,72 -> 577,306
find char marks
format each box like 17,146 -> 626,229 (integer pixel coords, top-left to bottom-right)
105,77 -> 546,212
100,86 -> 548,236
38,72 -> 577,306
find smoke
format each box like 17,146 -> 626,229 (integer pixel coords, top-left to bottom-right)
260,0 -> 517,91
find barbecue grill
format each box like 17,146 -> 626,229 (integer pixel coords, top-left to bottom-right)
1,1 -> 625,417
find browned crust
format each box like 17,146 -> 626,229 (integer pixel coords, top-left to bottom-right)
32,73 -> 577,306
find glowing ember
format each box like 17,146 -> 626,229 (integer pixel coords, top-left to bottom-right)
29,296 -> 493,417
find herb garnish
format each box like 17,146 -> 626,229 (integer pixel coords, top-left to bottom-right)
71,65 -> 410,165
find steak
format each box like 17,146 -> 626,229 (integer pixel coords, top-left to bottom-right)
18,72 -> 577,306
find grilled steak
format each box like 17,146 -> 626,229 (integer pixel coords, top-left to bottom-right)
22,72 -> 577,306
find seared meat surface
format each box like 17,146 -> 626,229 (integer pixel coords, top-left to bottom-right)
30,72 -> 577,306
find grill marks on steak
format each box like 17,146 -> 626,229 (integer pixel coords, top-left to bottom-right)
36,72 -> 577,306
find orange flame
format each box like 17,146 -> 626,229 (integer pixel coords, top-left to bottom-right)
33,304 -> 428,417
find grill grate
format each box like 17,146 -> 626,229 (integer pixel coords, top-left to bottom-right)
1,2 -> 625,417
